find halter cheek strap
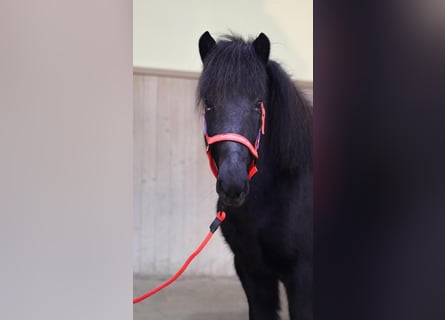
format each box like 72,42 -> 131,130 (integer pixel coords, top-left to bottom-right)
203,102 -> 266,180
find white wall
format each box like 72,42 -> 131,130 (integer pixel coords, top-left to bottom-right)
0,1 -> 133,319
134,0 -> 313,81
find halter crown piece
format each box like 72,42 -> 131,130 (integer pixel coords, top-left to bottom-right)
203,102 -> 266,180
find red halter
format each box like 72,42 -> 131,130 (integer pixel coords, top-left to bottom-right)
203,102 -> 266,180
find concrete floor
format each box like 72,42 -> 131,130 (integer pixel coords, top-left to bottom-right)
133,276 -> 289,320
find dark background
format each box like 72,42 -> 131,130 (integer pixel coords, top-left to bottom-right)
314,1 -> 445,319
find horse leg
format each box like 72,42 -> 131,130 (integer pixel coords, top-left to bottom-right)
234,256 -> 281,320
282,257 -> 313,320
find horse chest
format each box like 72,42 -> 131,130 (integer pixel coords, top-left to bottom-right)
258,218 -> 296,259
222,204 -> 297,268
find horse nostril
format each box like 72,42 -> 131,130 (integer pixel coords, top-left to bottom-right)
217,179 -> 248,200
227,189 -> 244,199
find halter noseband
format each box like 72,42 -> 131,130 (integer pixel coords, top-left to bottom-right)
203,102 -> 266,180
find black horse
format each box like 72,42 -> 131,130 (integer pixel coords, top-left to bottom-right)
198,32 -> 312,320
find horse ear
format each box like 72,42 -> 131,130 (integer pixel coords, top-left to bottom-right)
199,31 -> 216,62
253,32 -> 270,64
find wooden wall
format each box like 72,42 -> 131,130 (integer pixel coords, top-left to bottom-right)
133,68 -> 312,277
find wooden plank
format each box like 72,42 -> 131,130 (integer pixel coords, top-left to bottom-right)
133,67 -> 200,80
166,78 -> 186,274
133,75 -> 144,274
139,76 -> 159,275
180,80 -> 203,274
152,77 -> 172,275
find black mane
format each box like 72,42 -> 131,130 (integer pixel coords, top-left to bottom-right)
266,60 -> 312,173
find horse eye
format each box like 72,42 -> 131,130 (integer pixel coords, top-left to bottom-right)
253,100 -> 263,112
203,99 -> 213,112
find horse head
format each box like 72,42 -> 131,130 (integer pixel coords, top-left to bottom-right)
198,31 -> 270,207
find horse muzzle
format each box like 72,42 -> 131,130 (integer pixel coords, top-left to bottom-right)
216,156 -> 250,207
